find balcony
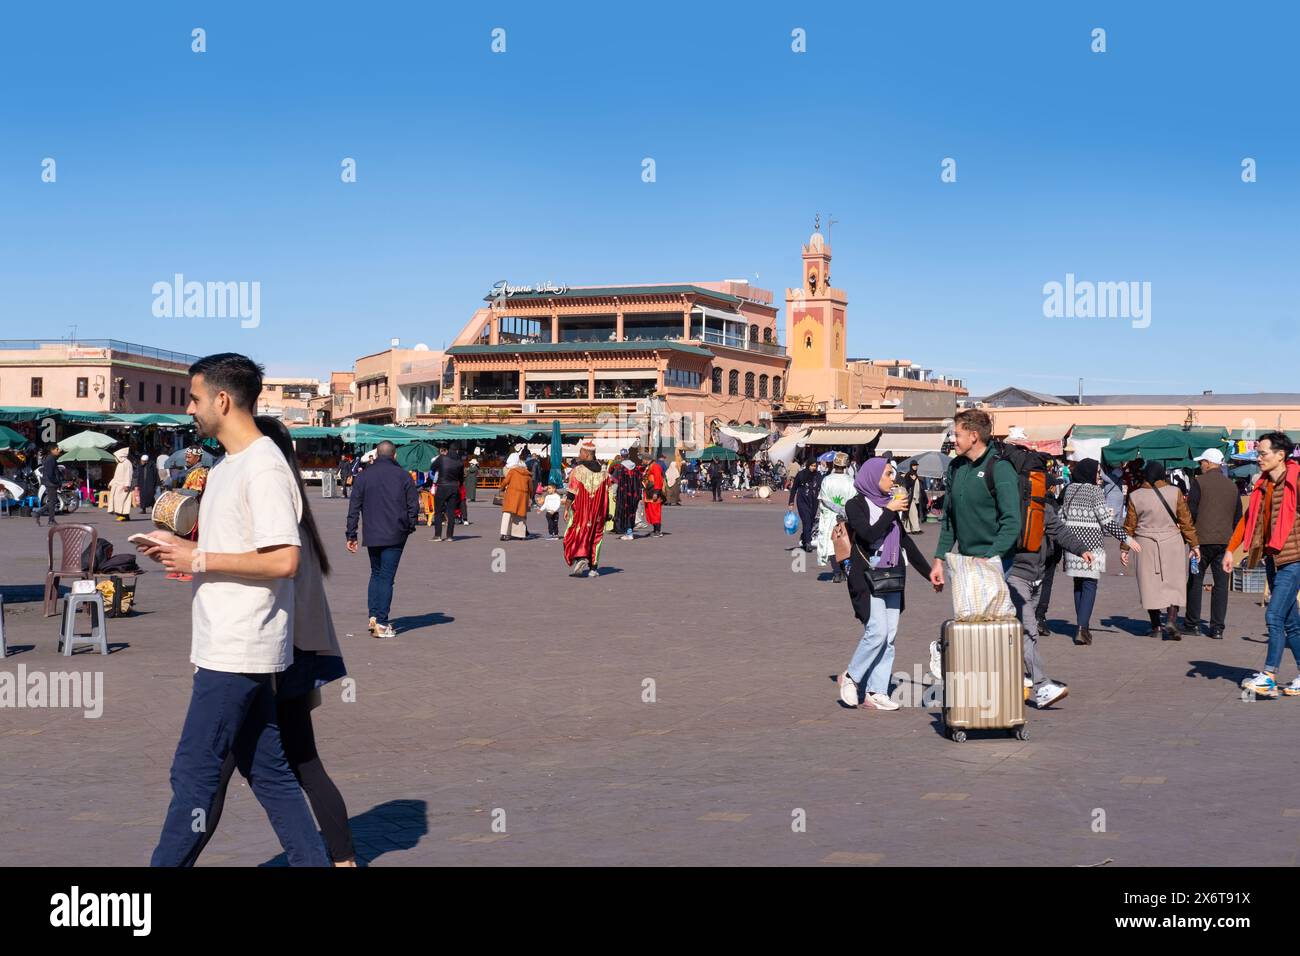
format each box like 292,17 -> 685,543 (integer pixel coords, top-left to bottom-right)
696,330 -> 786,357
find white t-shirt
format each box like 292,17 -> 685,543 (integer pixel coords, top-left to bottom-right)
191,436 -> 302,673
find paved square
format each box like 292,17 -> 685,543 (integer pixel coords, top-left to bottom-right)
0,495 -> 1293,866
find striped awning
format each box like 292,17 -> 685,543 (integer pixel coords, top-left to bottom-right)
803,427 -> 881,446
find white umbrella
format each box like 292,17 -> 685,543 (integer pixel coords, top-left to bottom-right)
59,429 -> 117,451
898,450 -> 950,479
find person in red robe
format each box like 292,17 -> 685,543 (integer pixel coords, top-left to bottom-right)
563,440 -> 611,577
643,456 -> 665,537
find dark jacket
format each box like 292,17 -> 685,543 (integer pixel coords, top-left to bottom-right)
844,495 -> 932,624
1007,498 -> 1090,582
38,454 -> 60,489
346,456 -> 420,547
431,453 -> 465,486
136,461 -> 159,506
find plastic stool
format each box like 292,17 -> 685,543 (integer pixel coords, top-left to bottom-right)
97,491 -> 111,510
60,590 -> 108,656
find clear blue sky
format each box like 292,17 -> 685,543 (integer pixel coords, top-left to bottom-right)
2,1 -> 1295,396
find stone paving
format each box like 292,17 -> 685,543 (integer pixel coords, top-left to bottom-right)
1,489 -> 1296,866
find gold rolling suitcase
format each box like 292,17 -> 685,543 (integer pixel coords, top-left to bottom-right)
940,619 -> 1027,742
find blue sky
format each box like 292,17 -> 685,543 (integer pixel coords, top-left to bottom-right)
1,1 -> 1295,395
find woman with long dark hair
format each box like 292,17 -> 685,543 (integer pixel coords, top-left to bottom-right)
195,417 -> 355,865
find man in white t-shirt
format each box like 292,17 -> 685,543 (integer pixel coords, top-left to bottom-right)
140,353 -> 327,867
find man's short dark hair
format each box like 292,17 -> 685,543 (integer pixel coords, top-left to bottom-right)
376,441 -> 397,458
1258,431 -> 1295,457
189,353 -> 264,411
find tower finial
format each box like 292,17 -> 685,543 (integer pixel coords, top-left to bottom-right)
814,212 -> 821,232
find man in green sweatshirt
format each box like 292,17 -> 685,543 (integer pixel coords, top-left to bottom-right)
929,409 -> 1023,588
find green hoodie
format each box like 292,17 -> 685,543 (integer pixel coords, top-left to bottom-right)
934,445 -> 1023,560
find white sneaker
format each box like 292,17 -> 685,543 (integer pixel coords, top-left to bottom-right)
864,692 -> 901,711
1034,681 -> 1069,708
928,641 -> 943,681
839,671 -> 858,708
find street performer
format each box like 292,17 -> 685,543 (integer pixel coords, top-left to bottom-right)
563,439 -> 611,578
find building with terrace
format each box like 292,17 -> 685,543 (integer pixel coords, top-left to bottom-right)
442,274 -> 790,439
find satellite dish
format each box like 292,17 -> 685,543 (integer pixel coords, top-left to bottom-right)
349,381 -> 357,395
390,337 -> 400,348
414,343 -> 429,351
317,383 -> 329,397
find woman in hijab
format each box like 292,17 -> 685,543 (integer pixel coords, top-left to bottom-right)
1059,458 -> 1136,644
837,458 -> 933,710
1123,460 -> 1199,638
499,451 -> 533,541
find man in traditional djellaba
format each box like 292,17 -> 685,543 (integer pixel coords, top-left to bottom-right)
563,440 -> 611,578
610,447 -> 642,540
642,454 -> 665,537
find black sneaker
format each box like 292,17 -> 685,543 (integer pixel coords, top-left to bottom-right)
1180,622 -> 1200,636
1210,628 -> 1225,640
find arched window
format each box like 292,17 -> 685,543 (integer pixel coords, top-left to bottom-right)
804,334 -> 813,350
711,368 -> 723,394
763,327 -> 772,343
773,375 -> 782,399
744,372 -> 755,398
728,370 -> 739,396
759,374 -> 768,399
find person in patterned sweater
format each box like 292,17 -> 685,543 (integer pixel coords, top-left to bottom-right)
1058,458 -> 1137,645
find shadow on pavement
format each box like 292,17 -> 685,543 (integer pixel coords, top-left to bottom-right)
259,798 -> 429,867
1099,615 -> 1155,637
1186,659 -> 1255,685
390,612 -> 453,633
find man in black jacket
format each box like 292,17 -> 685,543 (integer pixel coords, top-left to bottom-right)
35,445 -> 63,526
1183,448 -> 1241,639
429,445 -> 465,542
346,441 -> 419,638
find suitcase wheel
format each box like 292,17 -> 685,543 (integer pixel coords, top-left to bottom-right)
950,728 -> 967,743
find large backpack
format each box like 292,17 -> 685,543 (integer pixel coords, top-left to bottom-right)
981,441 -> 1048,554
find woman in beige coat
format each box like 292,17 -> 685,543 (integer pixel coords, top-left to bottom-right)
1121,461 -> 1199,639
108,447 -> 134,521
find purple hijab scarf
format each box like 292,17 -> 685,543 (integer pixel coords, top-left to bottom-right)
853,457 -> 901,567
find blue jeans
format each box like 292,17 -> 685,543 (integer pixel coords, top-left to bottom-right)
152,667 -> 328,867
847,591 -> 902,695
367,542 -> 405,625
1073,578 -> 1097,629
1264,558 -> 1300,673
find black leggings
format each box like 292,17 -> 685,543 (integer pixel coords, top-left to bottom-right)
198,692 -> 355,863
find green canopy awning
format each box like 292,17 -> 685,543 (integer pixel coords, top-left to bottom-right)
1068,425 -> 1129,441
0,406 -> 57,422
1101,428 -> 1228,466
0,424 -> 27,449
697,445 -> 738,461
395,442 -> 439,471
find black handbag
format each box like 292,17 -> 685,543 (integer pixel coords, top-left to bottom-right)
854,513 -> 907,593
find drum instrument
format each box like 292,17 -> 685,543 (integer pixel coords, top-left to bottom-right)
757,484 -> 772,499
152,490 -> 199,536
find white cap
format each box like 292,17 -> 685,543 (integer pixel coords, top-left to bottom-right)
1194,448 -> 1224,465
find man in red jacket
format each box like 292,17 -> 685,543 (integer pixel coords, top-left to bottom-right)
1228,433 -> 1300,698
